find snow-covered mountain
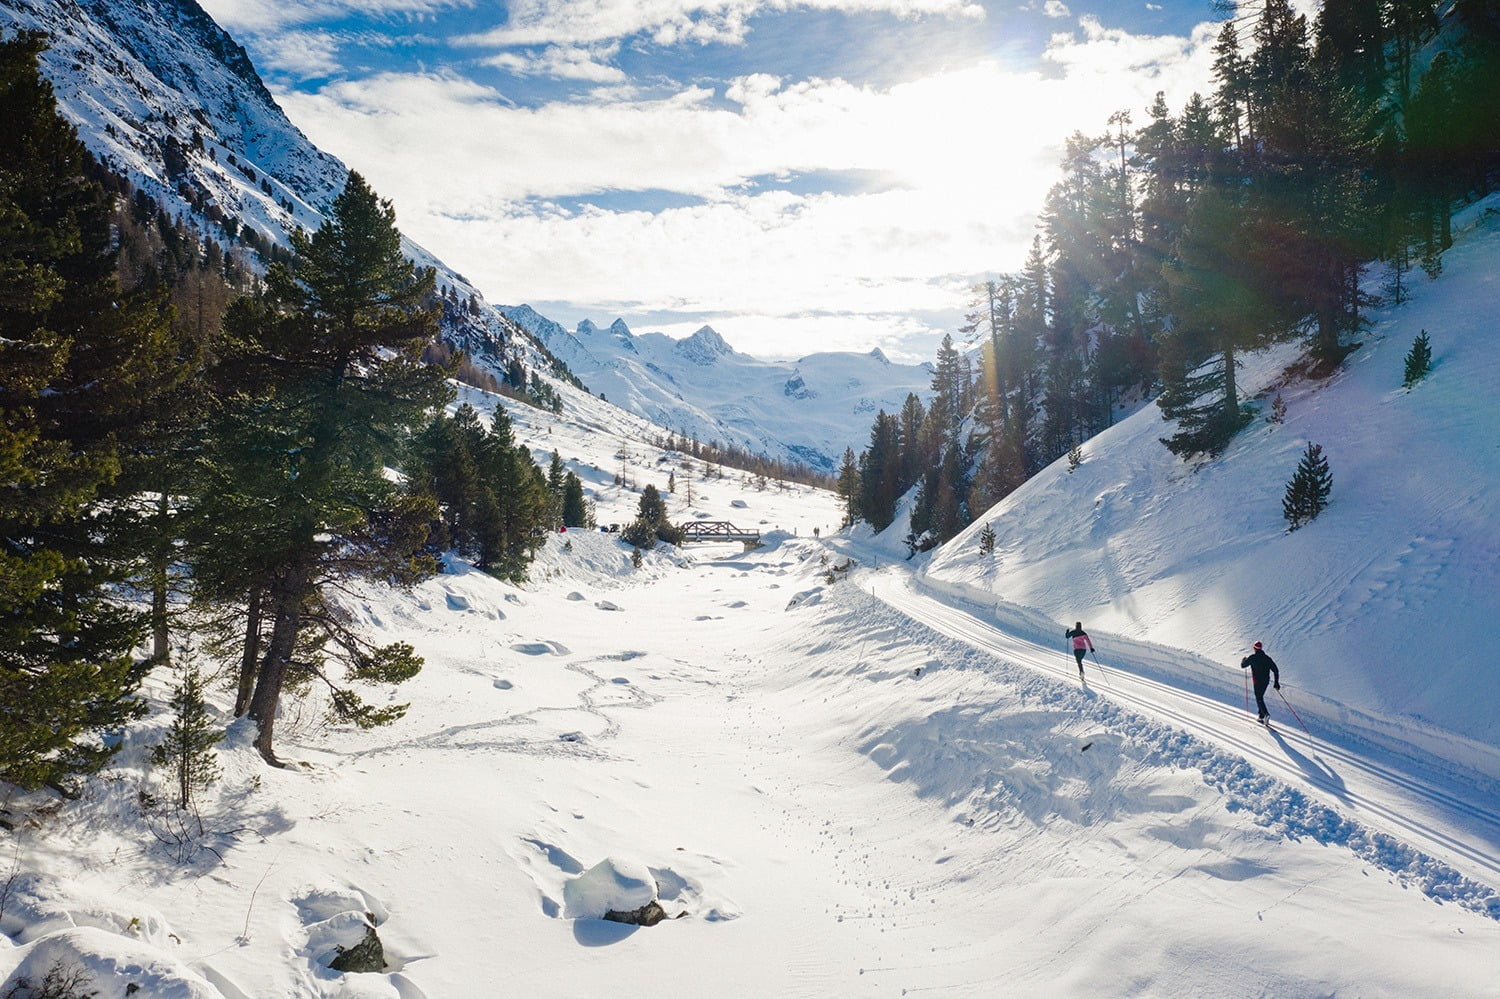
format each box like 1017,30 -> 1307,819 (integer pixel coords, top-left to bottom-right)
0,0 -> 542,370
504,305 -> 933,471
1,0 -> 922,470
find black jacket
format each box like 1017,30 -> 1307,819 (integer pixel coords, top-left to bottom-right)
1240,649 -> 1280,685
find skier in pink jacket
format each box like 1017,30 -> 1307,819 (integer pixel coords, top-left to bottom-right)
1065,622 -> 1095,678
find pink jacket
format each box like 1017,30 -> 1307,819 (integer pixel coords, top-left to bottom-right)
1070,633 -> 1093,651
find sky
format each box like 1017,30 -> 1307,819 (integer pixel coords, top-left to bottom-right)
197,0 -> 1233,361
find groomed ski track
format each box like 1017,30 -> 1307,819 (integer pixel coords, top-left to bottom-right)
857,566 -> 1500,906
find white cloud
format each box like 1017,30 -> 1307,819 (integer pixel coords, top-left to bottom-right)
255,29 -> 344,78
276,12 -> 1223,357
482,44 -> 627,82
456,0 -> 982,50
198,0 -> 471,33
1044,15 -> 1218,89
1043,0 -> 1071,18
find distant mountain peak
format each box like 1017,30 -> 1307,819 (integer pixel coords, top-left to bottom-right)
868,347 -> 889,365
677,325 -> 732,365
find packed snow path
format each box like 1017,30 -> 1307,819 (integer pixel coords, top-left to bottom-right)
863,568 -> 1500,897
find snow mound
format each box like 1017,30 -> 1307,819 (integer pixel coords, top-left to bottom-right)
2,927 -> 219,999
562,858 -> 656,920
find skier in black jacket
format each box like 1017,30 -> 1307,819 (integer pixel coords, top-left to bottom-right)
1240,641 -> 1280,724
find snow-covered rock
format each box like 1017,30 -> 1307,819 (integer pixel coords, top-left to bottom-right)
562,858 -> 658,921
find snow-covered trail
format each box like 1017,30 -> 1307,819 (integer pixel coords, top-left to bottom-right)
863,568 -> 1500,896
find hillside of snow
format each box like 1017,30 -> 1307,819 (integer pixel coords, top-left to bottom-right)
3,216 -> 1498,998
503,306 -> 934,473
923,194 -> 1500,752
2,468 -> 1496,996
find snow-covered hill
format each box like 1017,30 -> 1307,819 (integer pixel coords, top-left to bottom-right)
503,306 -> 934,472
0,0 -> 536,367
920,194 -> 1500,751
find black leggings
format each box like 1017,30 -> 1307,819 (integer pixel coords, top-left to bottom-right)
1253,679 -> 1271,718
1074,649 -> 1087,668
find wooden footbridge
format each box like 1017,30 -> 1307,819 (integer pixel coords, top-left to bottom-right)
681,521 -> 761,546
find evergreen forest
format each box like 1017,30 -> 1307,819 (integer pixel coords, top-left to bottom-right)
839,0 -> 1500,550
0,33 -> 561,783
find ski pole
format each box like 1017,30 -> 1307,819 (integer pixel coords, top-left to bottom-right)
1089,650 -> 1113,689
1276,686 -> 1311,735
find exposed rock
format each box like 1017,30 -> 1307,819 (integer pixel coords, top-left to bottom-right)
603,900 -> 667,927
330,921 -> 385,974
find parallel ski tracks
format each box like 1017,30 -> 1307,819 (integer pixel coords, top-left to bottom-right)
867,575 -> 1500,890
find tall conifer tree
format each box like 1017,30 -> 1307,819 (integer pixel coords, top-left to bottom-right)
0,34 -> 179,788
199,172 -> 452,765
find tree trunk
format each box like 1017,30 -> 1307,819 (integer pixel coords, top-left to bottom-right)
1222,344 -> 1238,424
247,565 -> 310,767
151,490 -> 170,664
234,586 -> 264,717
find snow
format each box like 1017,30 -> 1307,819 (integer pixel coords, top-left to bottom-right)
4,3 -> 1500,994
923,195 -> 1500,750
562,858 -> 658,920
6,197 -> 1500,994
502,306 -> 934,473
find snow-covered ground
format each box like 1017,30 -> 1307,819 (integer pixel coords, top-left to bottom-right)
5,187 -> 1500,999
4,525 -> 1497,996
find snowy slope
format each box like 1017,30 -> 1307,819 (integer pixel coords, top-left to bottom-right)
3,0 -> 339,260
3,270 -> 1499,995
3,517 -> 1497,996
923,195 -> 1500,750
504,305 -> 934,472
0,0 -> 545,384
451,374 -> 846,542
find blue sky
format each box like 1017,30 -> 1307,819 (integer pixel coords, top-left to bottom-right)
199,0 -> 1232,361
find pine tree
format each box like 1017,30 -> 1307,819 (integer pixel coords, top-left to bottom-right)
1158,180 -> 1281,457
561,471 -> 589,528
835,448 -> 859,528
978,522 -> 997,555
546,449 -> 566,525
1403,330 -> 1432,388
473,405 -> 551,581
1283,442 -> 1333,530
0,34 -> 183,788
622,483 -> 680,547
151,665 -> 223,811
857,411 -> 901,531
197,171 -> 452,765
